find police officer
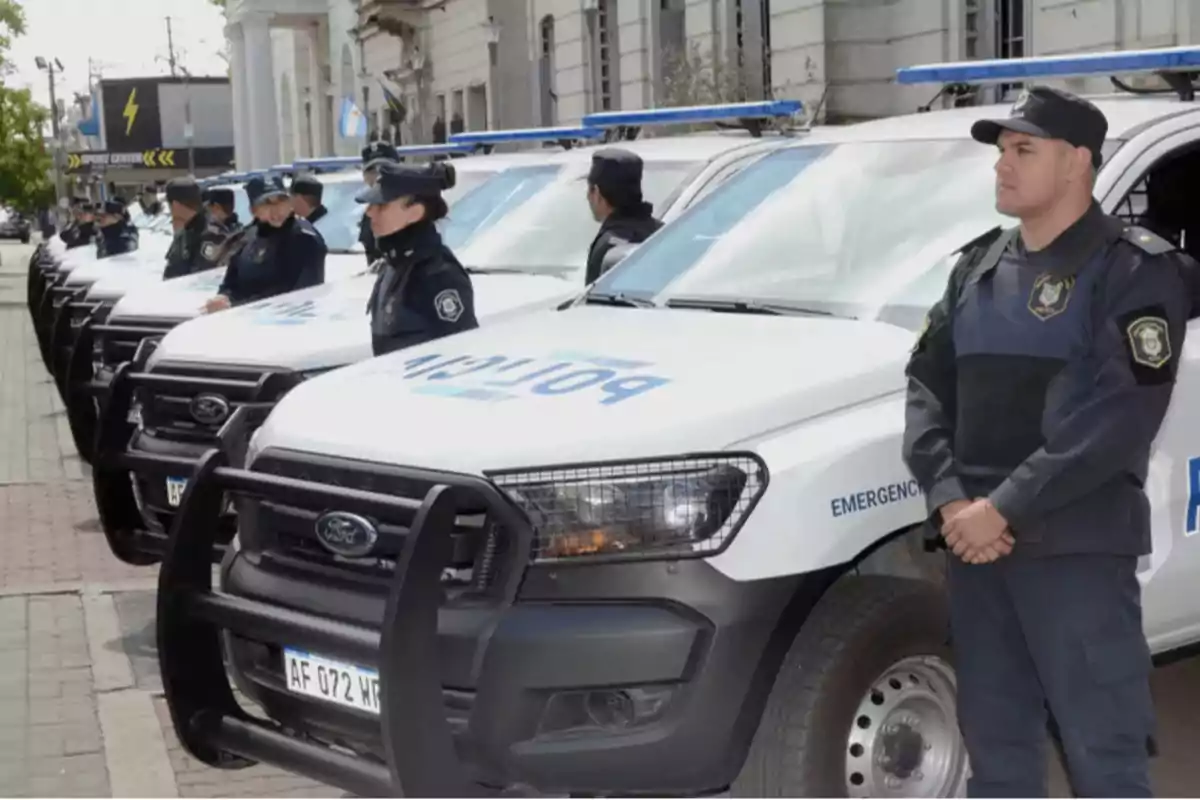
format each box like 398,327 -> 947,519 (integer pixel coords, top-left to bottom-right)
203,187 -> 242,233
139,184 -> 164,217
64,202 -> 97,250
584,148 -> 663,284
95,197 -> 139,258
359,141 -> 400,266
289,173 -> 328,225
357,160 -> 476,356
902,86 -> 1197,798
163,177 -> 230,280
204,174 -> 326,313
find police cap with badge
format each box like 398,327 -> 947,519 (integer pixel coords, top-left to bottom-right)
245,174 -> 290,207
970,85 -> 1108,168
362,141 -> 400,170
355,161 -> 456,205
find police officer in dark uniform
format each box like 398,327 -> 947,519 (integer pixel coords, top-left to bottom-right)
95,197 -> 139,258
357,160 -> 476,356
289,173 -> 328,225
139,184 -> 164,217
902,86 -> 1197,798
163,177 -> 230,280
64,202 -> 97,250
584,148 -> 663,284
204,174 -> 326,313
203,187 -> 242,233
359,141 -> 400,266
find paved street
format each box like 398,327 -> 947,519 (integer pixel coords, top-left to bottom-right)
2,238 -> 1200,796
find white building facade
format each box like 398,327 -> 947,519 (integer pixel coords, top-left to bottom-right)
225,0 -> 1200,170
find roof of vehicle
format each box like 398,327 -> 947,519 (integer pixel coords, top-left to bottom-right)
799,96 -> 1200,144
306,148 -> 577,184
524,129 -> 806,168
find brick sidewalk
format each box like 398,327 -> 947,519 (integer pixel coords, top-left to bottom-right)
0,242 -> 336,798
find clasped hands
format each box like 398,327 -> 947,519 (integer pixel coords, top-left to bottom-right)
939,498 -> 1014,565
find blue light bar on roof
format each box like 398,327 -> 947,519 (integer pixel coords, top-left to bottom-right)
292,156 -> 359,171
448,125 -> 604,146
896,45 -> 1200,85
269,163 -> 296,173
583,100 -> 803,128
393,143 -> 476,156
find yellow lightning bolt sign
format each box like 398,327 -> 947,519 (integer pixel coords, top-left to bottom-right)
123,88 -> 139,136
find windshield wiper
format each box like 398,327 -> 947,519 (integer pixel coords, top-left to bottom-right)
585,291 -> 658,308
664,296 -> 839,318
465,266 -> 531,275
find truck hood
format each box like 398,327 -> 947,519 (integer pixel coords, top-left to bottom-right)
65,249 -> 165,287
104,252 -> 367,321
55,230 -> 172,275
252,306 -> 914,474
149,271 -> 578,372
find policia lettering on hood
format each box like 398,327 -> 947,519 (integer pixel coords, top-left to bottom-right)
902,84 -> 1198,798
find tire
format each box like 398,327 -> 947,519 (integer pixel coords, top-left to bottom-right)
733,575 -> 968,798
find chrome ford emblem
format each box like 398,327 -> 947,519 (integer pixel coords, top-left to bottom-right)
190,393 -> 231,425
314,511 -> 378,558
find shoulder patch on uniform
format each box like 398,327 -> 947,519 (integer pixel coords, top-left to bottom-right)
433,288 -> 464,323
953,225 -> 1005,256
1120,225 -> 1176,256
201,241 -> 219,261
1118,303 -> 1175,385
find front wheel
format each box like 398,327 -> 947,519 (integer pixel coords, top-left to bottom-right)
733,575 -> 968,798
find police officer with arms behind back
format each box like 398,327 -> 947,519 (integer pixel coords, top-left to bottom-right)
95,197 -> 138,258
903,86 -> 1198,798
584,148 -> 663,284
359,140 -> 400,266
163,177 -> 231,280
358,160 -> 477,356
204,174 -> 326,313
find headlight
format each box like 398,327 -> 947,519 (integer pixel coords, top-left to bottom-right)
490,454 -> 768,563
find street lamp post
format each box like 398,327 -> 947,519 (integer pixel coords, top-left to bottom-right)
35,57 -> 67,218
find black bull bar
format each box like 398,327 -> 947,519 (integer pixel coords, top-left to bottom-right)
93,362 -> 299,566
156,448 -> 535,797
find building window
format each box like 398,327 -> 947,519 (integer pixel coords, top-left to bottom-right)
963,0 -> 981,59
993,0 -> 1025,97
590,0 -> 616,111
539,15 -> 556,125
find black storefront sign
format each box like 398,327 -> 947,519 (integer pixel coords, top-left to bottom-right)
102,78 -> 165,153
65,147 -> 235,172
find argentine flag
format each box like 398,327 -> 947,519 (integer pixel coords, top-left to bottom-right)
339,97 -> 367,139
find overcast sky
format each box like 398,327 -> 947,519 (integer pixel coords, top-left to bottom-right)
8,0 -> 229,109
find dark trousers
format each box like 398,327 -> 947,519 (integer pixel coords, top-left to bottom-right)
947,554 -> 1155,798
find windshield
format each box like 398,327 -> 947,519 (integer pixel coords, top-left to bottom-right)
593,140 -> 1018,328
442,166 -> 496,207
452,160 -> 701,279
440,164 -> 562,249
311,179 -> 366,252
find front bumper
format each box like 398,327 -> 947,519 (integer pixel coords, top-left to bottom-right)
155,448 -> 814,796
94,364 -> 297,565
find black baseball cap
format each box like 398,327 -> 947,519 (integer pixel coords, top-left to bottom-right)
165,177 -> 203,206
362,141 -> 400,170
355,161 -> 455,205
970,85 -> 1108,168
290,173 -> 324,200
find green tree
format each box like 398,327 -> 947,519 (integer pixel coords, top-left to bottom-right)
0,0 -> 53,212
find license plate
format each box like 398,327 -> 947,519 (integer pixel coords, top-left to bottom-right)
165,477 -> 188,507
283,648 -> 380,715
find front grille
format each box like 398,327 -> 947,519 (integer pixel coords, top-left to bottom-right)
96,316 -> 188,371
137,362 -> 289,444
245,451 -> 500,589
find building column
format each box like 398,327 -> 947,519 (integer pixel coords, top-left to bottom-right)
305,22 -> 328,157
242,10 -> 281,169
227,22 -> 251,170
